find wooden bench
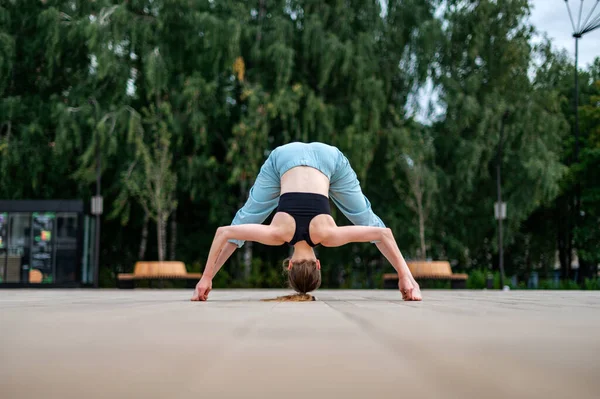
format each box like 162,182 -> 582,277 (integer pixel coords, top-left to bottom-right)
383,261 -> 468,289
117,261 -> 202,289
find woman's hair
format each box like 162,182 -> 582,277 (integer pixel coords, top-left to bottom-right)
261,294 -> 315,302
286,258 -> 321,294
260,258 -> 321,302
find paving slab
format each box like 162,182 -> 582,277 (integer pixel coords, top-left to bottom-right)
1,289 -> 599,399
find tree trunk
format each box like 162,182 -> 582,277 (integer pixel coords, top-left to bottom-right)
243,241 -> 253,282
138,211 -> 149,260
557,194 -> 571,280
162,217 -> 168,262
413,172 -> 426,260
169,210 -> 177,260
157,216 -> 165,261
5,121 -> 11,145
418,208 -> 426,260
256,0 -> 266,42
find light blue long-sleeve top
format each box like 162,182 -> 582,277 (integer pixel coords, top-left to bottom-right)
229,142 -> 385,247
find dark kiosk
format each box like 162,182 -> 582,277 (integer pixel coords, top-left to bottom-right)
0,200 -> 94,287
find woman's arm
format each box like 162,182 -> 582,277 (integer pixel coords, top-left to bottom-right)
207,241 -> 238,280
201,224 -> 285,279
319,226 -> 413,278
319,225 -> 389,247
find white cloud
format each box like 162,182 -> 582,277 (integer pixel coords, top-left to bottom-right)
529,0 -> 600,68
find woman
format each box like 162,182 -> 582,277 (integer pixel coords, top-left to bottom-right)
191,142 -> 422,301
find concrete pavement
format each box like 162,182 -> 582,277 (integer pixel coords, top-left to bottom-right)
1,289 -> 599,399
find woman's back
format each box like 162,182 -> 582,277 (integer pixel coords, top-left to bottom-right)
271,142 -> 340,196
280,166 -> 329,196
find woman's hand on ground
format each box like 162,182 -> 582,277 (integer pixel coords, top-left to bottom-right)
191,277 -> 212,301
398,275 -> 421,301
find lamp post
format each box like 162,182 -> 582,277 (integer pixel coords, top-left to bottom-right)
89,98 -> 103,288
563,0 -> 600,279
92,133 -> 102,288
495,111 -> 509,289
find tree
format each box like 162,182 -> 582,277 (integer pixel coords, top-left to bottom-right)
386,120 -> 438,260
123,105 -> 178,262
0,1 -> 93,200
433,0 -> 568,272
573,78 -> 600,276
7,0 -> 596,289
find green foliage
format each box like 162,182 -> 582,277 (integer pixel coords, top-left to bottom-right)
248,258 -> 287,288
467,269 -> 487,289
560,280 -> 582,290
433,0 -> 569,269
211,268 -> 233,289
583,278 -> 600,290
122,104 -> 178,261
98,264 -> 116,288
465,270 -> 517,289
386,121 -> 439,259
573,81 -> 600,266
417,279 -> 451,289
1,0 -> 599,288
538,279 -> 581,290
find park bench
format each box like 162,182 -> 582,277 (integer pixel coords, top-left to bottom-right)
383,261 -> 468,289
117,261 -> 202,288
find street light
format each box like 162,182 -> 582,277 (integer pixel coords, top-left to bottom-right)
563,0 -> 600,279
89,98 -> 103,288
495,111 -> 509,290
564,0 -> 600,163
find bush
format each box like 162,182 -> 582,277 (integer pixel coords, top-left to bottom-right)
248,258 -> 287,288
539,279 -> 558,289
99,266 -> 116,288
212,268 -> 232,288
467,269 -> 487,289
559,279 -> 581,290
537,279 -> 582,290
584,278 -> 600,290
372,272 -> 385,289
417,279 -> 451,289
464,269 -> 516,289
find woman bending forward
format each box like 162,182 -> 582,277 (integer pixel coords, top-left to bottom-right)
192,142 -> 422,301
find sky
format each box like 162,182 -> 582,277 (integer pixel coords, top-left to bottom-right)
377,1 -> 600,67
529,0 -> 600,69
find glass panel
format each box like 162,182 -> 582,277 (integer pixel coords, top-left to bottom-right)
55,213 -> 79,283
85,216 -> 96,285
82,215 -> 93,285
0,213 -> 7,283
0,213 -> 6,249
30,212 -> 55,283
7,213 -> 32,283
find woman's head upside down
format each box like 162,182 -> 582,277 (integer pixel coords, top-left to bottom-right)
262,258 -> 321,302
